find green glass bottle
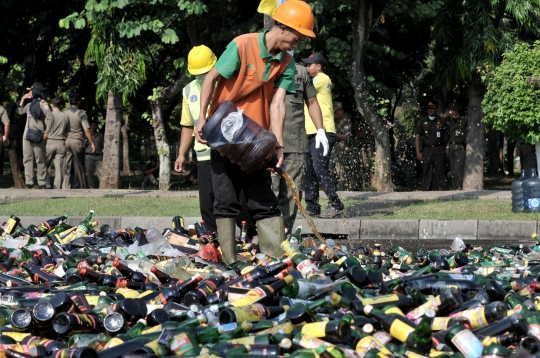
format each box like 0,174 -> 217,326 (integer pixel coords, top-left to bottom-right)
404,308 -> 435,354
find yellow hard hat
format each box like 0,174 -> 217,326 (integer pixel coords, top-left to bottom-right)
188,45 -> 217,75
272,0 -> 316,38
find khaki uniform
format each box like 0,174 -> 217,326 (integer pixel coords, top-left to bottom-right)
331,114 -> 351,190
271,64 -> 316,232
18,101 -> 52,186
447,116 -> 468,190
45,108 -> 69,189
85,131 -> 103,188
64,106 -> 90,189
0,106 -> 10,150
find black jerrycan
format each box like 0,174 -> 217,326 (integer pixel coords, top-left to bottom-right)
511,169 -> 528,213
203,100 -> 278,174
523,168 -> 540,213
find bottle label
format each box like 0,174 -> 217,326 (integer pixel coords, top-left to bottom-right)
255,322 -> 294,335
299,334 -> 334,348
103,337 -> 124,349
372,331 -> 392,345
406,296 -> 441,320
447,274 -> 474,281
301,321 -> 327,338
230,336 -> 257,344
430,317 -> 451,331
240,265 -> 255,275
361,294 -> 399,305
297,259 -> 319,278
529,324 -> 540,340
230,287 -> 266,306
450,329 -> 483,358
337,347 -> 366,358
170,333 -> 195,355
5,217 -> 18,234
449,306 -> 488,329
231,304 -> 266,322
529,198 -> 540,208
405,351 -> 429,358
389,320 -> 415,342
356,337 -> 387,353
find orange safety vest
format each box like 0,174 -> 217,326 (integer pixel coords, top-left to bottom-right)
209,33 -> 292,130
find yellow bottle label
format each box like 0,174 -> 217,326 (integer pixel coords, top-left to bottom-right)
5,218 -> 17,234
170,333 -> 195,355
299,334 -> 334,349
142,324 -> 163,335
335,256 -> 347,265
300,322 -> 327,338
356,336 -> 392,354
85,295 -> 100,306
138,290 -> 157,300
255,322 -> 294,335
361,294 -> 399,305
1,332 -> 30,342
231,287 -> 266,307
506,309 -> 515,316
115,287 -> 140,299
389,320 -> 415,342
143,339 -> 160,354
406,351 -> 429,358
385,306 -> 405,316
103,337 -> 124,349
431,317 -> 452,331
240,265 -> 255,275
229,336 -> 256,344
230,304 -> 266,322
406,296 -> 441,320
450,306 -> 488,329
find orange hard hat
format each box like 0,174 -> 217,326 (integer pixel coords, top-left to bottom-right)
272,0 -> 316,38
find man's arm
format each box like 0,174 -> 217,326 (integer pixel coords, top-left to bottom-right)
194,67 -> 221,144
175,126 -> 195,173
306,97 -> 324,130
84,128 -> 96,153
2,123 -> 9,142
415,134 -> 423,161
269,87 -> 287,168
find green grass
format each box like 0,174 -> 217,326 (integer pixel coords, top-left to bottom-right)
369,199 -> 537,221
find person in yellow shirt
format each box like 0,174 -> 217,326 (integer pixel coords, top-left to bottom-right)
303,53 -> 344,219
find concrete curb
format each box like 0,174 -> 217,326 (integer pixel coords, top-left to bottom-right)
10,216 -> 537,243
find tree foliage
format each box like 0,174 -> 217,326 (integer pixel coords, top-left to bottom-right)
482,41 -> 540,144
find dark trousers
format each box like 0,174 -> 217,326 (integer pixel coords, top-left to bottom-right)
449,144 -> 466,190
200,160 -> 256,237
211,150 -> 280,222
305,133 -> 343,214
421,145 -> 448,191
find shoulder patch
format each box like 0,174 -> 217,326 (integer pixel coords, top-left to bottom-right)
190,95 -> 198,102
313,78 -> 318,83
247,64 -> 256,70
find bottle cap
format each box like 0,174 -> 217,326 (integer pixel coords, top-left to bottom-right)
150,266 -> 158,273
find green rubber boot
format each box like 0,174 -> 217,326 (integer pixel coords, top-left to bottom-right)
216,218 -> 236,264
257,216 -> 286,259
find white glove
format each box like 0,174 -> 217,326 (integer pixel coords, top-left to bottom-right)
315,128 -> 329,156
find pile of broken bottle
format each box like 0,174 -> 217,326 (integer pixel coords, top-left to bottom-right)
0,211 -> 539,358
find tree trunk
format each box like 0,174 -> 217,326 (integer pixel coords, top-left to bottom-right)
7,142 -> 24,188
99,91 -> 122,189
150,100 -> 170,190
463,73 -> 485,190
121,113 -> 131,175
149,73 -> 187,191
352,0 -> 394,192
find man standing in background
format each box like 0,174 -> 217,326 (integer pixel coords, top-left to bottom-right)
302,53 -> 344,219
64,93 -> 95,189
44,98 -> 69,189
86,122 -> 103,189
272,63 -> 326,234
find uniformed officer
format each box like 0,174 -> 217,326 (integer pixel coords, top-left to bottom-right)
17,83 -> 52,189
271,63 -> 325,233
445,102 -> 467,190
85,122 -> 104,189
331,102 -> 352,191
0,105 -> 10,149
64,93 -> 95,189
44,98 -> 69,189
415,100 -> 449,191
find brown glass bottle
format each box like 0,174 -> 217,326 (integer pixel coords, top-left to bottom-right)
79,268 -> 121,288
113,258 -> 148,283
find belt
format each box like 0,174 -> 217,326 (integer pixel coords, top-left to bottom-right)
425,144 -> 444,148
450,141 -> 464,145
